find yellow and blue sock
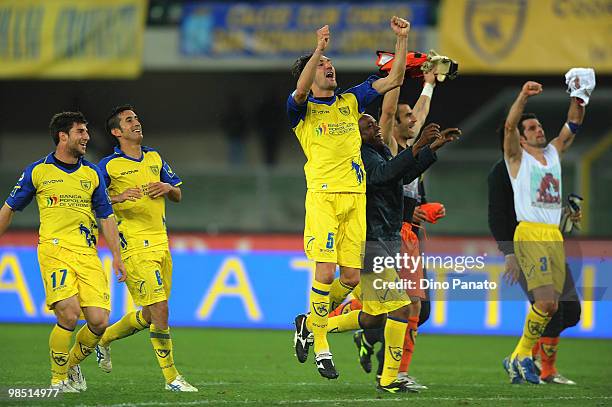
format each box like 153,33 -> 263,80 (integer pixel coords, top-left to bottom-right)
511,305 -> 551,359
328,278 -> 355,311
326,310 -> 362,333
306,280 -> 331,354
380,317 -> 408,387
68,324 -> 101,367
100,310 -> 149,347
150,324 -> 179,383
49,324 -> 73,384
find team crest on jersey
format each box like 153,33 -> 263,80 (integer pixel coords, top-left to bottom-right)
338,106 -> 350,116
155,349 -> 171,358
388,346 -> 403,361
465,0 -> 527,62
150,165 -> 160,176
51,350 -> 69,366
312,301 -> 329,317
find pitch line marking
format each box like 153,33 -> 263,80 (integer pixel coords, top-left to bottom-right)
70,395 -> 612,407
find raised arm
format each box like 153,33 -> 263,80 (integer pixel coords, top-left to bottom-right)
410,71 -> 436,136
504,81 -> 542,175
550,97 -> 585,155
380,87 -> 400,156
293,26 -> 329,104
372,17 -> 410,95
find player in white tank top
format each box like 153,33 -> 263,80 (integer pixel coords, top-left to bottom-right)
505,143 -> 562,226
501,76 -> 592,385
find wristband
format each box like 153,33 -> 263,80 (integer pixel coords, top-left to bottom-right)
421,83 -> 434,98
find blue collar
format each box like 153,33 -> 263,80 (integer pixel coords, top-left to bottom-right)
113,146 -> 146,162
45,152 -> 83,173
308,94 -> 337,106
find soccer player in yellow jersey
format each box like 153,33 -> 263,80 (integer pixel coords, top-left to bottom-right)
0,112 -> 126,393
95,105 -> 197,392
289,17 -> 410,379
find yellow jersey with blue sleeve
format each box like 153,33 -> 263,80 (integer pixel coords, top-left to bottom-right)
287,75 -> 382,193
5,153 -> 114,254
99,146 -> 182,258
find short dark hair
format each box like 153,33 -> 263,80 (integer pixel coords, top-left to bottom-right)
106,104 -> 134,144
48,112 -> 88,145
291,53 -> 314,78
518,113 -> 538,136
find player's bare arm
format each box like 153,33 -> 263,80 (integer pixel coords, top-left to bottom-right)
504,81 -> 542,177
293,25 -> 329,104
410,70 -> 436,135
372,17 -> 410,95
110,187 -> 143,204
99,215 -> 127,282
550,96 -> 585,155
380,87 -> 400,155
148,182 -> 181,202
0,203 -> 15,236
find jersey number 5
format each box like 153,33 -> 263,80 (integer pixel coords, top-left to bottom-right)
326,232 -> 335,250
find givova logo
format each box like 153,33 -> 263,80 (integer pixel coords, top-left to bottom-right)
315,123 -> 328,136
46,196 -> 59,207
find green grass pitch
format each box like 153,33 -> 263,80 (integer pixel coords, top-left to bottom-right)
0,324 -> 611,406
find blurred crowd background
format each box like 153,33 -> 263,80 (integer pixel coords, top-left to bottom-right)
1,0 -> 610,236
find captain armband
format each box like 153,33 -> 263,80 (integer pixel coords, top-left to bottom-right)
565,122 -> 581,134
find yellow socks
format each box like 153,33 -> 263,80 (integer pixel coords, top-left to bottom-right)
512,305 -> 551,359
68,324 -> 101,367
327,310 -> 361,333
306,280 -> 331,354
379,317 -> 408,387
150,324 -> 179,383
100,310 -> 149,347
49,324 -> 73,384
328,278 -> 355,311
